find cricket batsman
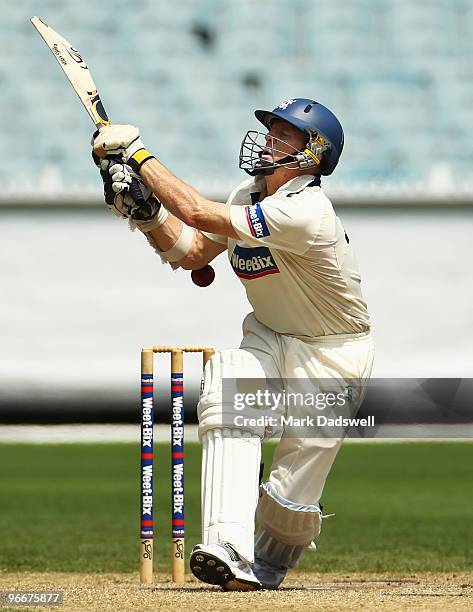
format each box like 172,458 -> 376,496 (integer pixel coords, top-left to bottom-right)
92,98 -> 374,590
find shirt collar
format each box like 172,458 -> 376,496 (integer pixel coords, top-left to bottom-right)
275,174 -> 321,196
248,174 -> 320,201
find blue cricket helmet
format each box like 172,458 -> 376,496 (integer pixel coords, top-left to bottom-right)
254,98 -> 344,175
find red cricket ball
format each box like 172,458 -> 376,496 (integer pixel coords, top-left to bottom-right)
191,265 -> 215,287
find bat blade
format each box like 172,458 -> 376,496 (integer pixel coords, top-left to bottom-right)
31,16 -> 109,128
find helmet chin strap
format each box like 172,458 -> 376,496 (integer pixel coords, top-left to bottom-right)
252,150 -> 320,176
250,158 -> 278,176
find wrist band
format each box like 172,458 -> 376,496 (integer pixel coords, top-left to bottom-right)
143,197 -> 169,229
129,148 -> 156,172
131,199 -> 169,233
161,224 -> 195,263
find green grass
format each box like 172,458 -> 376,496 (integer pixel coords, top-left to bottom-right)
0,442 -> 471,573
303,442 -> 473,572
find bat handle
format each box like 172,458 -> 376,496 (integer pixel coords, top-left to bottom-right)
94,132 -> 153,219
129,178 -> 145,208
129,179 -> 155,221
107,152 -> 153,221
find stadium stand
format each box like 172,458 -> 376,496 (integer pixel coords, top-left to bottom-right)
1,0 -> 472,197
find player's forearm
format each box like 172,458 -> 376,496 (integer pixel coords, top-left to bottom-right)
140,157 -> 210,226
140,158 -> 238,238
145,213 -> 183,252
145,215 -> 218,269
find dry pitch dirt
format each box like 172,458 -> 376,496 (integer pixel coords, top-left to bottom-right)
0,572 -> 472,611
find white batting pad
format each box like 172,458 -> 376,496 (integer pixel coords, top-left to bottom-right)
201,427 -> 261,563
256,484 -> 322,546
197,346 -> 281,438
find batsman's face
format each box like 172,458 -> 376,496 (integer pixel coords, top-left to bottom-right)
262,119 -> 307,162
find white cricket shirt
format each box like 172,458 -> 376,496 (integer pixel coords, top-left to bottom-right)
209,174 -> 371,339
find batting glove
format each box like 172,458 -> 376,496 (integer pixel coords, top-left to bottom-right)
92,124 -> 155,170
92,151 -> 167,230
107,161 -> 168,231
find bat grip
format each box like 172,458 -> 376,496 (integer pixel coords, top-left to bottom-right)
129,179 -> 155,221
129,178 -> 146,208
107,153 -> 153,221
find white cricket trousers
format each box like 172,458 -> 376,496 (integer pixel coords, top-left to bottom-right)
197,312 -> 374,559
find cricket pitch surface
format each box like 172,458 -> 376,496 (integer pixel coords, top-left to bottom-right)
1,572 -> 472,611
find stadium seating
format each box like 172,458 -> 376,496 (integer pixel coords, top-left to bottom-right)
2,0 -> 472,195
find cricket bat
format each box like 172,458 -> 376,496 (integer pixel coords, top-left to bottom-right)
31,15 -> 147,211
31,16 -> 215,286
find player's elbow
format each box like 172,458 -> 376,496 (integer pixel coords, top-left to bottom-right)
178,253 -> 207,270
179,260 -> 192,270
177,239 -> 208,270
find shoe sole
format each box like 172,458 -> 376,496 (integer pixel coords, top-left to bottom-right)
190,549 -> 260,591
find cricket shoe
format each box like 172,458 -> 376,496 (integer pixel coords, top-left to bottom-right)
190,543 -> 262,591
252,555 -> 287,590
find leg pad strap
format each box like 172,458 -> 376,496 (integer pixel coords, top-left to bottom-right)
256,483 -> 322,546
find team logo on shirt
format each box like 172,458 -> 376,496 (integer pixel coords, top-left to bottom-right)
230,245 -> 280,280
244,203 -> 270,239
